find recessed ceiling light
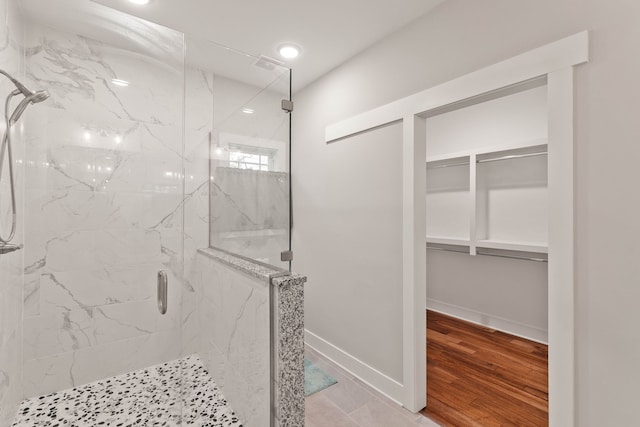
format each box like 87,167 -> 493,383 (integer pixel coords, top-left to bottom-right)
242,108 -> 255,114
278,44 -> 300,59
128,0 -> 149,5
111,78 -> 129,87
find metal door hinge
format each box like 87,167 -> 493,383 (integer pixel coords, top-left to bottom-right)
281,99 -> 293,113
280,250 -> 293,262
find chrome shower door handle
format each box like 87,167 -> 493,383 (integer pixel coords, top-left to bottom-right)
157,270 -> 168,315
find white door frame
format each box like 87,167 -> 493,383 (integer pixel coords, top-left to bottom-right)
325,31 -> 588,426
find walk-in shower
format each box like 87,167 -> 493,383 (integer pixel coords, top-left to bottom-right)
0,69 -> 48,253
0,0 -> 296,425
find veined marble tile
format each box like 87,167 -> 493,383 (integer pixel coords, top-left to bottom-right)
43,230 -> 97,272
195,253 -> 270,427
92,149 -> 146,193
38,265 -> 155,315
18,13 -> 192,403
23,328 -> 182,398
93,300 -> 156,345
93,228 -> 162,267
99,191 -> 150,229
22,350 -> 75,398
24,106 -> 142,153
139,122 -> 183,160
141,193 -> 184,231
26,25 -> 183,127
184,131 -> 210,192
23,309 -> 95,360
184,179 -> 210,230
211,167 -> 259,233
24,190 -> 114,236
180,288 -> 199,356
142,155 -> 183,195
185,67 -> 213,133
23,273 -> 40,317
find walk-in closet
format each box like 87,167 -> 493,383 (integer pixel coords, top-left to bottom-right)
423,79 -> 550,426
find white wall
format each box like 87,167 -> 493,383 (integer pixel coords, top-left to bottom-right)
299,121 -> 404,383
292,0 -> 640,424
427,250 -> 548,342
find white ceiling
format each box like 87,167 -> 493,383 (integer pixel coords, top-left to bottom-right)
86,0 -> 446,91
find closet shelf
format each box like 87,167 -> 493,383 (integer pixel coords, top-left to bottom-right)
475,239 -> 547,254
425,236 -> 470,246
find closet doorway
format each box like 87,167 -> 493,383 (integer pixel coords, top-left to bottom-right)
421,80 -> 550,425
324,32 -> 586,427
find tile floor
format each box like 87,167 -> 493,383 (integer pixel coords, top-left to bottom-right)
305,346 -> 440,427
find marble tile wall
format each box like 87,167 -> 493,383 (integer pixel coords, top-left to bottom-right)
20,21 -> 189,397
195,248 -> 307,427
0,0 -> 25,425
208,72 -> 291,268
182,66 -> 213,356
210,167 -> 289,266
194,250 -> 271,427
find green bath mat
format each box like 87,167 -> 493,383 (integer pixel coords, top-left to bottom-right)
304,358 -> 337,396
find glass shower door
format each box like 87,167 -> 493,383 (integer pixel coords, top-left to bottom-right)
16,1 -> 187,424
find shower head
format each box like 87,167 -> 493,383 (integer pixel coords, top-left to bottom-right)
9,90 -> 50,124
29,90 -> 50,104
0,69 -> 35,98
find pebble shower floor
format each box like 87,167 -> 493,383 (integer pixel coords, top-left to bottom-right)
12,355 -> 243,426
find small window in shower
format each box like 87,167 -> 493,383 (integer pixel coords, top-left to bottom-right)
228,143 -> 276,171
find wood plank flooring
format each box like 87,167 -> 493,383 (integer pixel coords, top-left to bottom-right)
421,310 -> 548,427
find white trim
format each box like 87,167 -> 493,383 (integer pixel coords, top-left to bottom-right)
402,115 -> 427,412
326,31 -> 588,143
324,31 -> 587,421
425,137 -> 548,163
469,153 -> 477,256
547,67 -> 575,427
304,329 -> 404,403
475,240 -> 548,254
427,299 -> 548,344
425,236 -> 470,246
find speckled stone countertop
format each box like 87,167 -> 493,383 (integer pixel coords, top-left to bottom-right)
198,247 -> 295,285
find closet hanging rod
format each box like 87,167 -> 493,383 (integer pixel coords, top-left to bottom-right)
427,161 -> 470,169
476,151 -> 547,164
426,244 -> 548,262
427,150 -> 547,169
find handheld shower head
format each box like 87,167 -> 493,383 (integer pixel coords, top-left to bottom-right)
30,90 -> 50,104
9,90 -> 50,124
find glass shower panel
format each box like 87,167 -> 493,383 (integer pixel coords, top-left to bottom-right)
18,0 -> 186,421
204,40 -> 292,268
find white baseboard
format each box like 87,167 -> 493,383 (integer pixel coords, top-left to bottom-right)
427,299 -> 548,344
304,329 -> 404,404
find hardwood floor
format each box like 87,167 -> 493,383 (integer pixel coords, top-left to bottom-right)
421,310 -> 548,427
